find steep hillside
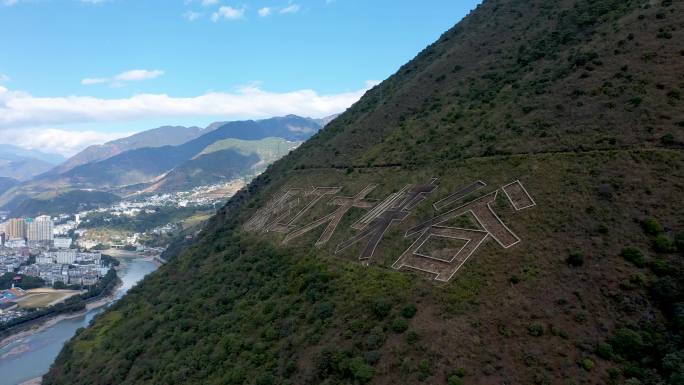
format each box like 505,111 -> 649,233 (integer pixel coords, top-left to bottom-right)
56,115 -> 320,188
149,138 -> 301,192
52,125 -> 205,174
0,144 -> 65,180
0,177 -> 18,196
0,158 -> 55,181
45,1 -> 684,385
9,190 -> 120,217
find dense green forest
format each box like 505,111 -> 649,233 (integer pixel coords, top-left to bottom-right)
80,205 -> 214,234
9,189 -> 120,217
45,0 -> 684,384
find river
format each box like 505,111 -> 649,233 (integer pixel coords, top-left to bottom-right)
0,256 -> 158,385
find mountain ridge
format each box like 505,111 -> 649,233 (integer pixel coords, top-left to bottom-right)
44,1 -> 684,384
0,115 -> 326,208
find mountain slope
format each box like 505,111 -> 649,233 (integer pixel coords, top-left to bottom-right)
0,177 -> 18,196
45,1 -> 684,385
57,115 -> 320,188
9,190 -> 121,218
0,144 -> 65,180
0,144 -> 65,165
148,137 -> 301,192
52,125 -> 205,174
0,158 -> 55,181
0,116 -> 323,206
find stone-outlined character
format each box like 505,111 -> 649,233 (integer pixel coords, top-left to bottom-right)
245,187 -> 341,233
245,188 -> 304,232
336,179 -> 438,261
393,180 -> 535,282
283,184 -> 378,247
501,180 -> 536,211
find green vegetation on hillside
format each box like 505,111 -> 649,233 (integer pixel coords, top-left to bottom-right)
44,1 -> 684,384
198,137 -> 301,162
80,206 -> 215,234
9,189 -> 121,217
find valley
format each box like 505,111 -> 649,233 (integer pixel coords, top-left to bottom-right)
2,0 -> 682,384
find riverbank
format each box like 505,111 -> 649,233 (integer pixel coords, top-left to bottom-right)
0,278 -> 123,350
0,254 -> 162,349
0,256 -> 159,385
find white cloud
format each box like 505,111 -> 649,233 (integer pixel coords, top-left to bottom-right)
183,11 -> 202,21
114,69 -> 164,82
211,5 -> 245,22
257,7 -> 272,17
0,128 -> 131,156
81,69 -> 164,87
280,4 -> 300,14
81,77 -> 108,85
258,4 -> 300,18
0,83 -> 372,130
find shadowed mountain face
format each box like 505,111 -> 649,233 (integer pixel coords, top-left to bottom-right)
149,137 -> 302,193
0,177 -> 18,196
0,115 -> 323,207
0,144 -> 65,180
44,1 -> 684,384
52,125 -> 206,175
9,190 -> 121,218
55,115 -> 322,189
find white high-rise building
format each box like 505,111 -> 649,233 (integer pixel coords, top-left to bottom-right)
27,215 -> 54,242
50,250 -> 77,264
53,237 -> 73,249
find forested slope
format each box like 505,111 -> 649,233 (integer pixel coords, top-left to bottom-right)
45,1 -> 684,384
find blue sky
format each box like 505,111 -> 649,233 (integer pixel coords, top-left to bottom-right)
0,0 -> 480,155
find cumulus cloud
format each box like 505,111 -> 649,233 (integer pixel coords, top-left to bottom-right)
211,6 -> 245,22
257,7 -> 272,17
0,128 -> 131,156
81,69 -> 164,87
280,4 -> 300,14
183,11 -> 202,21
0,82 -> 374,130
81,77 -> 108,85
114,69 -> 164,82
259,4 -> 300,17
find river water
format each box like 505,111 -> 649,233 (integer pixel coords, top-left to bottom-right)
0,257 -> 158,385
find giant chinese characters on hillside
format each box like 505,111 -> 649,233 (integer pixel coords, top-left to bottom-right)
245,179 -> 536,282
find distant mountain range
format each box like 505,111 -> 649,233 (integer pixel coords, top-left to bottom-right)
51,125 -> 207,175
0,144 -> 66,181
0,114 -> 337,211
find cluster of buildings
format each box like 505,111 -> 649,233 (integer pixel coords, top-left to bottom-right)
20,250 -> 107,286
0,215 -> 56,247
0,287 -> 27,323
0,214 -> 111,289
0,248 -> 29,274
